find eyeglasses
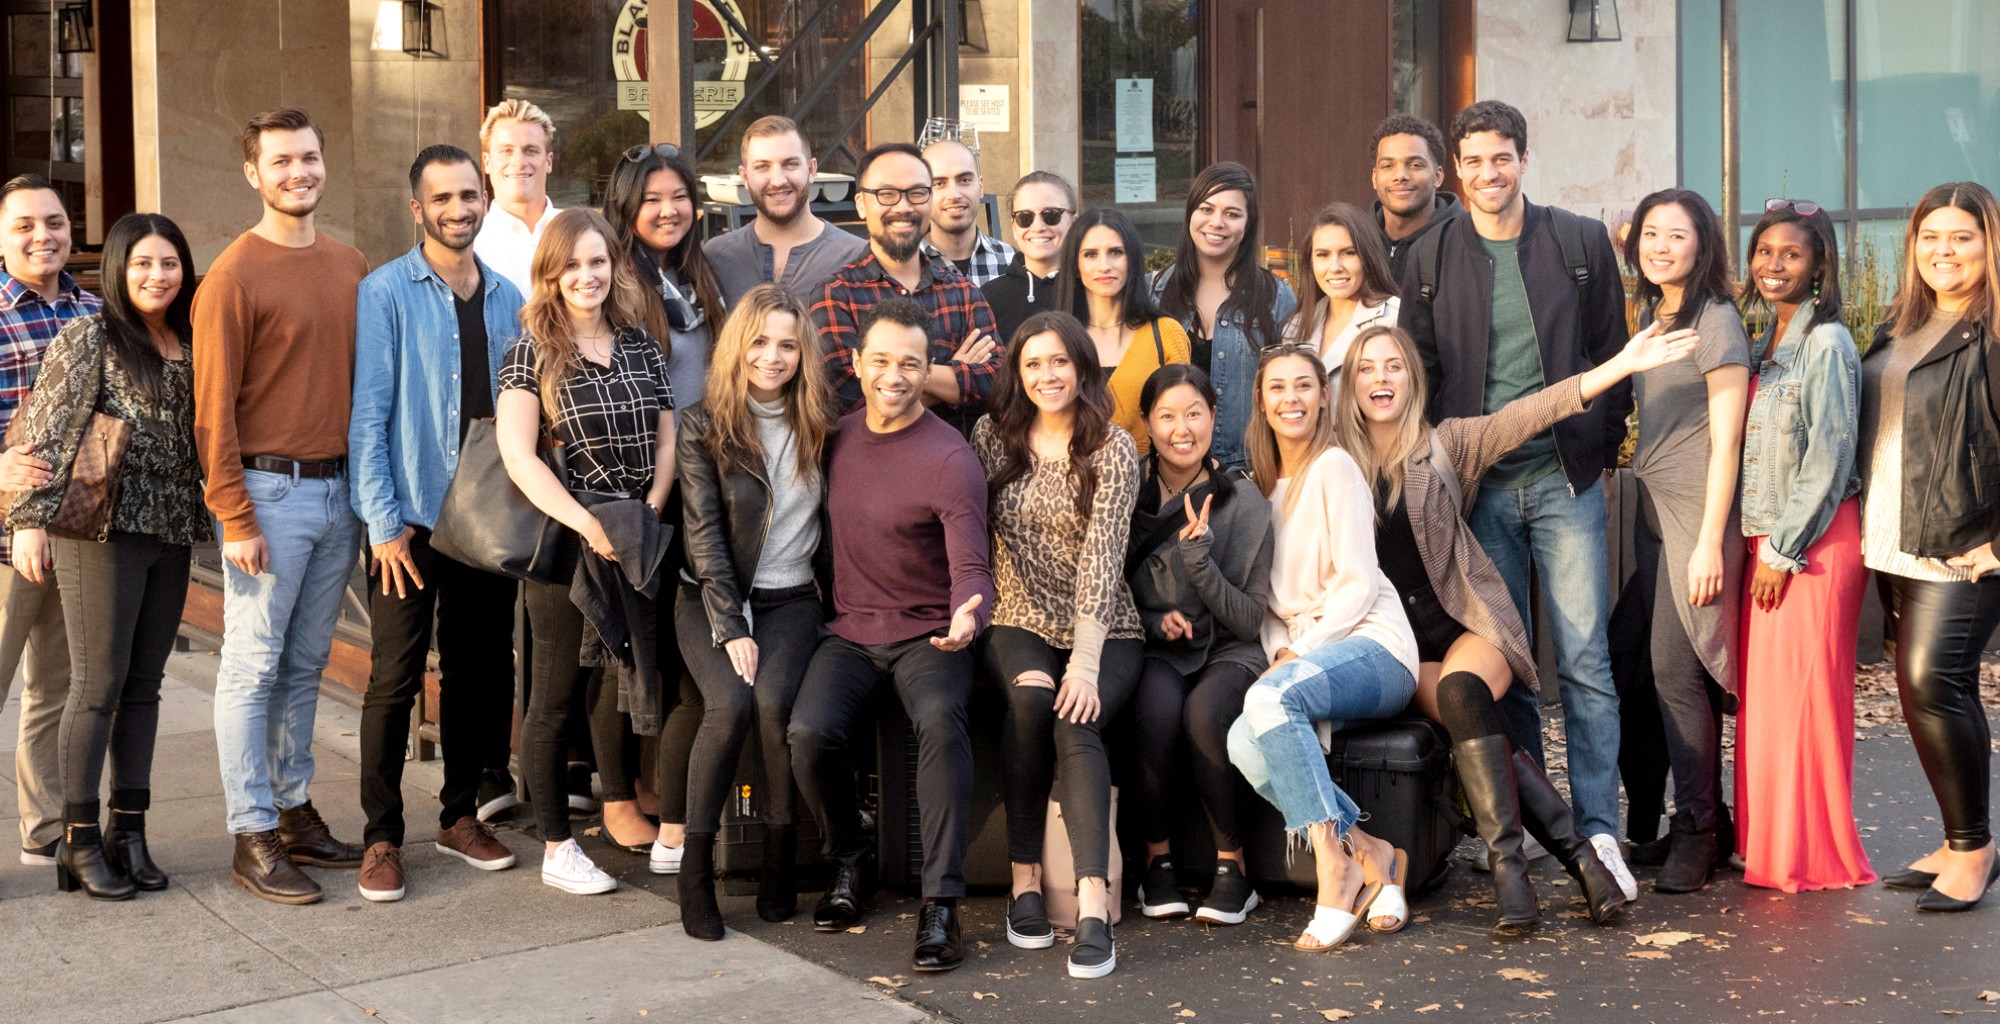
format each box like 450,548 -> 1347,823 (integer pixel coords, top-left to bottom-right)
622,142 -> 682,164
1765,197 -> 1821,217
858,185 -> 932,207
1011,208 -> 1073,229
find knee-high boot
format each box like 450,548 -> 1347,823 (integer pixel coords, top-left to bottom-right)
1512,749 -> 1626,924
1453,734 -> 1539,936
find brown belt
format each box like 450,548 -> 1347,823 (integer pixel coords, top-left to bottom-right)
242,455 -> 345,478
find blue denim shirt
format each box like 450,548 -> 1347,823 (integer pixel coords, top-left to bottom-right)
1738,306 -> 1861,572
1149,267 -> 1297,470
349,246 -> 525,545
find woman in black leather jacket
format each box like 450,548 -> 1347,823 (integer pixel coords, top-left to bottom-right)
672,284 -> 837,938
1858,181 -> 2000,913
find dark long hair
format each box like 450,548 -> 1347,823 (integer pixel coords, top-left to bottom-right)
1157,161 -> 1279,345
1626,188 -> 1735,330
987,310 -> 1114,518
1887,181 -> 2000,337
1741,203 -> 1844,335
601,146 -> 725,356
99,213 -> 195,403
1281,202 -> 1398,340
1057,208 -> 1163,329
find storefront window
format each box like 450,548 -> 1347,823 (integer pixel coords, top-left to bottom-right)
1078,0 -> 1199,256
1853,0 -> 2000,210
1392,0 -> 1442,124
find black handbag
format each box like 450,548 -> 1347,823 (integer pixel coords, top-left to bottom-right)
430,417 -> 570,584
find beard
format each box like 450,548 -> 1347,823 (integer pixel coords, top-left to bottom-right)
422,212 -> 479,251
752,181 -> 808,226
259,178 -> 322,218
873,215 -> 924,262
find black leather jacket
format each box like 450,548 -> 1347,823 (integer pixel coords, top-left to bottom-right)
675,402 -> 830,645
1860,319 -> 2000,559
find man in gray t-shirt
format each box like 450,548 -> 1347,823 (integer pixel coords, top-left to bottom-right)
703,115 -> 868,305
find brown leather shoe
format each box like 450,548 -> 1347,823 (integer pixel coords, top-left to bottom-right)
232,830 -> 323,905
358,842 -> 405,902
436,816 -> 517,871
277,801 -> 364,867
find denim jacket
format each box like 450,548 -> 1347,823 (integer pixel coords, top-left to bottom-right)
1738,306 -> 1861,572
350,246 -> 525,545
1149,266 -> 1296,470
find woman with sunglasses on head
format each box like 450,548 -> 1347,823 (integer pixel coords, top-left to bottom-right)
1732,198 -> 1874,893
981,172 -> 1077,344
1124,363 -> 1273,925
974,311 -> 1142,979
1329,322 -> 1695,934
1058,209 -> 1189,453
1859,181 -> 2000,913
1151,162 -> 1297,471
1281,203 -> 1400,385
1622,188 -> 1752,895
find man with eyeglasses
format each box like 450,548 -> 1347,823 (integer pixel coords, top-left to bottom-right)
812,142 -> 1000,437
919,139 -> 1015,288
704,115 -> 867,305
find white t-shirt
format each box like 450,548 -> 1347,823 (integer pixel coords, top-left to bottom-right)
474,200 -> 560,297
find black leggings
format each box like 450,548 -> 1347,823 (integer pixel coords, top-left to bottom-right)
522,579 -> 638,842
1130,657 -> 1257,852
1889,573 -> 2000,851
1641,489 -> 1727,832
986,626 -> 1143,880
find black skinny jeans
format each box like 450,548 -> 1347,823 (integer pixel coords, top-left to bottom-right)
53,532 -> 189,823
986,625 -> 1143,881
673,582 -> 820,835
1130,656 -> 1258,852
522,578 -> 638,842
1640,487 -> 1727,832
1889,573 -> 2000,851
359,526 -> 517,847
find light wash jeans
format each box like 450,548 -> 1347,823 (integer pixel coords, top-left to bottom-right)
1466,470 -> 1622,838
1227,636 -> 1415,838
213,469 -> 362,835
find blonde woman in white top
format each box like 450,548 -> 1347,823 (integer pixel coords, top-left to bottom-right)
1281,203 -> 1401,385
1225,344 -> 1417,953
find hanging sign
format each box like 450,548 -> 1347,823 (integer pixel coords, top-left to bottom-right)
613,0 -> 756,127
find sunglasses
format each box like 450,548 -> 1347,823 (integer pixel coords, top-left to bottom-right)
1011,208 -> 1073,229
1765,197 -> 1821,217
623,142 -> 682,164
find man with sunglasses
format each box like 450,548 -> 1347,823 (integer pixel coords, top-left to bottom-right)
919,139 -> 1015,288
704,115 -> 867,305
812,142 -> 1000,437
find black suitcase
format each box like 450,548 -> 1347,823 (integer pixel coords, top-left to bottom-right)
715,730 -> 829,896
876,683 -> 1011,892
1242,716 -> 1461,895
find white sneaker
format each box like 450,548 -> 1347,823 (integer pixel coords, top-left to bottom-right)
1590,833 -> 1640,903
542,838 -> 617,895
1475,832 -> 1550,871
648,838 -> 683,875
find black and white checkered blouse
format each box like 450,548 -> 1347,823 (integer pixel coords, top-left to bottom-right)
498,327 -> 674,495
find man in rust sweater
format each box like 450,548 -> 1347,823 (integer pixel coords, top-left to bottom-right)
194,108 -> 369,906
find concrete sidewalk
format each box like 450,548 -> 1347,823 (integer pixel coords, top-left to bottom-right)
0,650 -> 934,1024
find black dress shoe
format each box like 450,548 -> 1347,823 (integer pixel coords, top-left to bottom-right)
277,802 -> 364,868
813,858 -> 866,932
911,900 -> 964,972
1915,854 -> 2000,913
55,824 -> 135,901
1883,867 -> 1941,889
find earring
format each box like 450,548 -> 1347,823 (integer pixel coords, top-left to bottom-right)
1811,277 -> 1822,299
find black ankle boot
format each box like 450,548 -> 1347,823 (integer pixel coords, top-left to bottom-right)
56,823 -> 136,901
1511,750 -> 1624,925
757,825 -> 798,922
679,833 -> 724,941
106,810 -> 169,891
1655,821 -> 1718,894
1453,734 -> 1538,936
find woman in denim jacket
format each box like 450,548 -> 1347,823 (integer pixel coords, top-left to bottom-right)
1732,201 -> 1874,893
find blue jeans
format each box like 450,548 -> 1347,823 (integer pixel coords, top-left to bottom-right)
1467,471 -> 1621,838
1227,636 -> 1415,838
213,470 -> 362,834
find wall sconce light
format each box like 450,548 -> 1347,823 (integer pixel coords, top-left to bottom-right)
371,0 -> 447,59
56,2 -> 93,54
1567,0 -> 1620,43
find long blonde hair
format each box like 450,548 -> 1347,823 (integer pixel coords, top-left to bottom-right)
1246,344 -> 1337,516
1330,324 -> 1431,514
520,208 -> 652,424
702,283 -> 836,480
1887,181 -> 2000,338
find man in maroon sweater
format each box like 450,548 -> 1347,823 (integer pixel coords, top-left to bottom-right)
788,297 -> 993,973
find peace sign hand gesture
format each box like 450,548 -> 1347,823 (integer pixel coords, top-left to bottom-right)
1179,492 -> 1213,542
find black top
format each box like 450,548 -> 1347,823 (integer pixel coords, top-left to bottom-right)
455,285 -> 494,439
978,254 -> 1062,345
498,327 -> 674,495
1188,324 -> 1213,377
1374,488 -> 1429,601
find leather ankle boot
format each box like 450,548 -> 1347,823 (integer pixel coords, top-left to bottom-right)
106,810 -> 169,891
1655,821 -> 1718,894
678,833 -> 724,941
1453,734 -> 1537,936
1511,750 -> 1624,925
277,801 -> 364,867
758,825 -> 798,922
233,830 -> 323,905
56,823 -> 136,901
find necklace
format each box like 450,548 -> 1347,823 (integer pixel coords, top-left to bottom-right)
1157,464 -> 1208,505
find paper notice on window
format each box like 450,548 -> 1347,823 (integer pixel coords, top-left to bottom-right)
960,84 -> 1010,133
1115,157 -> 1156,204
1115,78 -> 1153,153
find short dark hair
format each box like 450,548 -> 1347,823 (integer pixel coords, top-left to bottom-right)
409,144 -> 477,196
1370,114 -> 1447,168
1138,362 -> 1218,418
855,142 -> 928,186
0,174 -> 60,215
1449,100 -> 1528,157
242,107 -> 325,164
858,296 -> 932,353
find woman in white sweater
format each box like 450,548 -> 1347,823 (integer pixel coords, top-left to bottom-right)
1226,344 -> 1418,953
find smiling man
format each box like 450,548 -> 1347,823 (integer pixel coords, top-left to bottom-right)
919,139 -> 1015,287
472,99 -> 559,296
703,115 -> 867,305
1368,114 -> 1461,279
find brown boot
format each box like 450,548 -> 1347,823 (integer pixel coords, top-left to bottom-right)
233,830 -> 323,905
278,802 -> 364,867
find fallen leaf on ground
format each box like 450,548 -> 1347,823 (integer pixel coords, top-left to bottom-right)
866,976 -> 906,989
972,992 -> 997,1000
1415,1005 -> 1442,1013
1980,991 -> 2000,1002
845,924 -> 867,934
1626,950 -> 1673,960
1523,991 -> 1556,1000
1320,1011 -> 1355,1021
1498,968 -> 1548,984
1634,931 -> 1702,947
1177,1012 -> 1197,1018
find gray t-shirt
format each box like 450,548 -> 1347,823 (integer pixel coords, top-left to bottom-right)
749,395 -> 822,589
703,219 -> 869,306
1480,236 -> 1558,488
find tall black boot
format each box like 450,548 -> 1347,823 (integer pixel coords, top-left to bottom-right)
758,825 -> 798,922
1511,749 -> 1625,924
56,823 -> 136,901
678,833 -> 724,941
106,809 -> 169,891
1453,734 -> 1538,936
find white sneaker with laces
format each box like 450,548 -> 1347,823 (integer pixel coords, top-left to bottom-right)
1590,833 -> 1640,902
648,838 -> 683,875
542,838 -> 617,895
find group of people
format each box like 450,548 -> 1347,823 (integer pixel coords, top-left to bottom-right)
0,90 -> 1995,983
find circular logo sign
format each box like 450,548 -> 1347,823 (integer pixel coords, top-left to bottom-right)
613,0 -> 755,128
